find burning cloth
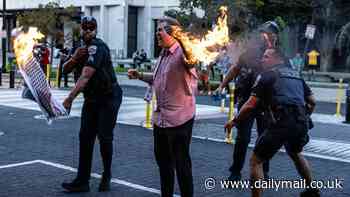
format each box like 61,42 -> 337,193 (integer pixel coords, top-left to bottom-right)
13,27 -> 68,122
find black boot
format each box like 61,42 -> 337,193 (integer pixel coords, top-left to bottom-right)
62,178 -> 90,192
98,175 -> 111,192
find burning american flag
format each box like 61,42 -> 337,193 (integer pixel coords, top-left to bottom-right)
13,27 -> 68,122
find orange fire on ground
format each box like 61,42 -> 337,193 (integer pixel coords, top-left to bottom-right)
13,27 -> 44,68
172,6 -> 230,65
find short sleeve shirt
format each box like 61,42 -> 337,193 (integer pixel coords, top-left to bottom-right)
251,70 -> 277,105
235,46 -> 265,99
83,38 -> 117,99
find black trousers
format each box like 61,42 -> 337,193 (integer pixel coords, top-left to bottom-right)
153,118 -> 194,197
254,107 -> 309,162
220,74 -> 230,94
229,102 -> 269,176
57,63 -> 68,88
77,85 -> 122,182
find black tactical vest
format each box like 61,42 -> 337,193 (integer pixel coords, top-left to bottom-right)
271,64 -> 305,107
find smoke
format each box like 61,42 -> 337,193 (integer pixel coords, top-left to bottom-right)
224,30 -> 265,67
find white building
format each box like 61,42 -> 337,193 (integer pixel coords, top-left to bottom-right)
1,0 -> 183,58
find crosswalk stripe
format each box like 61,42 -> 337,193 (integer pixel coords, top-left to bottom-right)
244,128 -> 350,163
0,89 -> 227,126
0,89 -> 348,126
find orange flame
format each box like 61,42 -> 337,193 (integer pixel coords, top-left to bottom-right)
13,27 -> 44,68
172,6 -> 229,65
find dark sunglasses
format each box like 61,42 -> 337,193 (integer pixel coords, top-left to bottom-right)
82,26 -> 96,31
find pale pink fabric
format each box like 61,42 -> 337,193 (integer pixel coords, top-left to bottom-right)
152,42 -> 198,128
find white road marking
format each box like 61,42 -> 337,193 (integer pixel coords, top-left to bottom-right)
192,135 -> 350,164
0,160 -> 40,169
0,160 -> 180,197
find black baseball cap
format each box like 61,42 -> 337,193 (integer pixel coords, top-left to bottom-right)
81,16 -> 97,29
259,21 -> 280,34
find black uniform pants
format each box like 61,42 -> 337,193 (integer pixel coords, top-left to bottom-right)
153,118 -> 194,197
77,85 -> 122,182
229,102 -> 269,176
57,63 -> 68,88
254,107 -> 309,162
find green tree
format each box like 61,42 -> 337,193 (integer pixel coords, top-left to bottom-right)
177,0 -> 272,35
164,9 -> 209,36
177,0 -> 350,71
16,1 -> 81,67
17,1 -> 79,47
177,0 -> 315,56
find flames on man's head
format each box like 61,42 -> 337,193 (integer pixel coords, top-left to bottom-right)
171,6 -> 230,65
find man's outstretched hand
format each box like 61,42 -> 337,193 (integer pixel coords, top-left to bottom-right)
128,69 -> 140,79
63,97 -> 73,114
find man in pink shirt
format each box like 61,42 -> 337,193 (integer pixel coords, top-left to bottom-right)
128,17 -> 198,197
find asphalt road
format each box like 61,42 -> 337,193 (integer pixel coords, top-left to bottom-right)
0,105 -> 349,197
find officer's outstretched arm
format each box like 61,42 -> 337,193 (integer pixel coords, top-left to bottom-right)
306,95 -> 316,114
225,95 -> 258,129
234,96 -> 258,124
219,65 -> 239,90
67,67 -> 96,101
62,58 -> 77,74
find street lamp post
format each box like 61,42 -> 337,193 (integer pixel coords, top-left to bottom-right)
2,0 -> 12,88
303,1 -> 317,64
0,0 -> 12,88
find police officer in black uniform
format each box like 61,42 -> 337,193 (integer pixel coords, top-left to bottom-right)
225,48 -> 319,197
218,21 -> 280,181
61,16 -> 123,192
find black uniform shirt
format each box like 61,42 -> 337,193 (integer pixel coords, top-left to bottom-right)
235,40 -> 265,101
251,69 -> 277,106
84,38 -> 117,99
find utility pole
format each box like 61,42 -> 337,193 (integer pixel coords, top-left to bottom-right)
303,1 -> 317,67
2,0 -> 12,88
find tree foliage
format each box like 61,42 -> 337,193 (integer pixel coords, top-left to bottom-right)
16,1 -> 79,46
177,0 -> 350,71
177,0 -> 314,34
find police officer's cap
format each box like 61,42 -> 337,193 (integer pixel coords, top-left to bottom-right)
81,16 -> 97,29
259,21 -> 280,34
